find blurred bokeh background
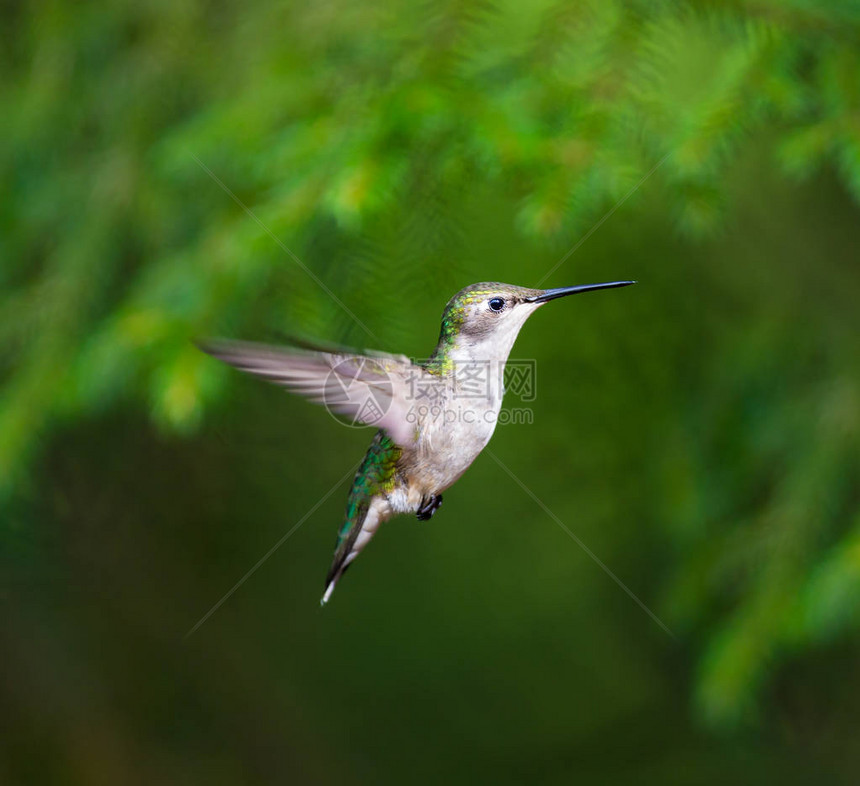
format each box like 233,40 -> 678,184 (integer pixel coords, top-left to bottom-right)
3,0 -> 860,783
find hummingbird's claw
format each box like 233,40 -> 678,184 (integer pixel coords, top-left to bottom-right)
417,494 -> 443,521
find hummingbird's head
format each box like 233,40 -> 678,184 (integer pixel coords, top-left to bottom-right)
430,280 -> 635,368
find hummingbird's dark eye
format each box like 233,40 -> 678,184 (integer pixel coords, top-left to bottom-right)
488,297 -> 505,312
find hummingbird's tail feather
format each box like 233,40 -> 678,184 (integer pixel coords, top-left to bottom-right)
320,431 -> 401,605
321,502 -> 384,605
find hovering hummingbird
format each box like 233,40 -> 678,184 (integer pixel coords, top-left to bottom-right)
201,280 -> 634,604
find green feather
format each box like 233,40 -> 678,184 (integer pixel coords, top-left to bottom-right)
424,284 -> 502,374
326,431 -> 401,586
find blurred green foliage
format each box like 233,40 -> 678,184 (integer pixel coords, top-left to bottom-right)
3,0 -> 860,783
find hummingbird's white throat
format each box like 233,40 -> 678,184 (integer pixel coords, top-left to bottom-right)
443,300 -> 542,406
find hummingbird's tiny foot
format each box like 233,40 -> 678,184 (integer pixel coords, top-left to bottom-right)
416,494 -> 443,521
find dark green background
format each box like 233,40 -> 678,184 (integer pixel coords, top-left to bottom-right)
3,1 -> 860,783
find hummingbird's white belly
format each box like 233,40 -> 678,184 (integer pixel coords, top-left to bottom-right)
426,412 -> 498,485
385,397 -> 500,514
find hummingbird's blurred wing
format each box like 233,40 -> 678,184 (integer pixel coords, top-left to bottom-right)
200,339 -> 431,446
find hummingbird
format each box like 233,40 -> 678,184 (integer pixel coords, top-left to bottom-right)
201,280 -> 634,604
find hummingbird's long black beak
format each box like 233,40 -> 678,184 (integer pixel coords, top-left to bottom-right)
525,280 -> 636,303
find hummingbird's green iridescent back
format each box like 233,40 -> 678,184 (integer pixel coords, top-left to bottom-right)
326,430 -> 402,587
